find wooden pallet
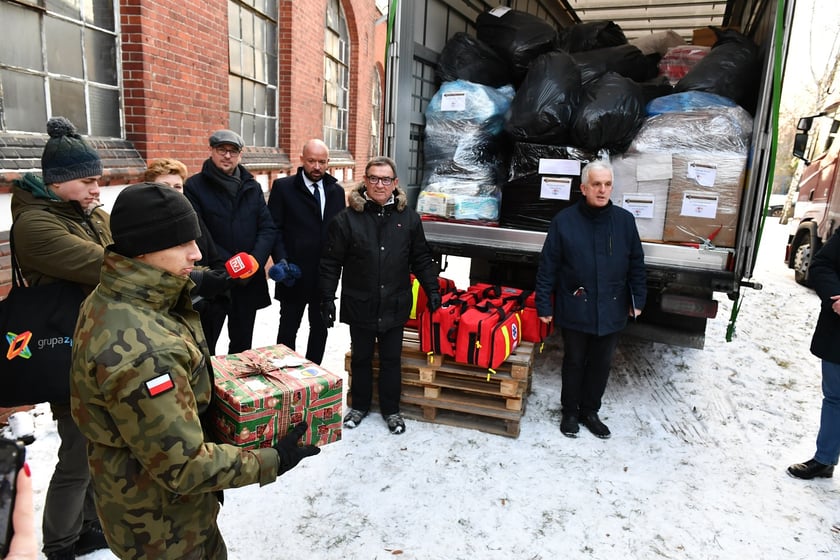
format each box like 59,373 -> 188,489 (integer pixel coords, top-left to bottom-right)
343,332 -> 536,438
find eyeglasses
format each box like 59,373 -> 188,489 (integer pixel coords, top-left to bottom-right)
365,175 -> 395,186
213,146 -> 241,156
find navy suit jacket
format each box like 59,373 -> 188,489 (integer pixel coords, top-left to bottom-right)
268,167 -> 345,301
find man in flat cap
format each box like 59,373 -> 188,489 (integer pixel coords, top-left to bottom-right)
184,130 -> 277,353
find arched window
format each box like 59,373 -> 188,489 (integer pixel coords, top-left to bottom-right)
324,0 -> 349,152
228,0 -> 278,147
0,0 -> 119,136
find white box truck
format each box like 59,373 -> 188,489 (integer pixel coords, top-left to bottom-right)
383,0 -> 795,348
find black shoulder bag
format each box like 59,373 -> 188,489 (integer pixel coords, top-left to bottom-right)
0,226 -> 86,406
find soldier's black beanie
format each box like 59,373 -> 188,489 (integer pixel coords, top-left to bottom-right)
110,182 -> 201,257
41,117 -> 103,184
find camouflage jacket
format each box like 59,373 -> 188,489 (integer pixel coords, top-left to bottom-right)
71,251 -> 279,559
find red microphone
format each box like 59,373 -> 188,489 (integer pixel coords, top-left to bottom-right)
225,252 -> 259,279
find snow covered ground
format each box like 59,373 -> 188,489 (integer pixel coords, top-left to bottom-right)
9,218 -> 840,559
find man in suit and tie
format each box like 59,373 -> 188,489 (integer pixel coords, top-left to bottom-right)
267,139 -> 345,364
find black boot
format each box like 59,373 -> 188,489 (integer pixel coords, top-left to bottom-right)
581,411 -> 611,439
787,458 -> 834,480
45,546 -> 74,560
560,414 -> 579,438
75,519 -> 109,555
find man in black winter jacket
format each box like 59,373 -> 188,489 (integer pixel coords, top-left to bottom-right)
320,156 -> 441,435
184,129 -> 277,354
268,139 -> 345,364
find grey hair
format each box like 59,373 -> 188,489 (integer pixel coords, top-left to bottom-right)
365,156 -> 398,177
581,160 -> 613,185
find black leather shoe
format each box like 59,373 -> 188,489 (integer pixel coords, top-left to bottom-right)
581,412 -> 611,439
560,414 -> 579,438
787,458 -> 834,480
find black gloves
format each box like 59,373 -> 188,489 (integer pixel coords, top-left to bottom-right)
321,300 -> 336,328
273,422 -> 321,476
427,291 -> 442,313
189,269 -> 231,298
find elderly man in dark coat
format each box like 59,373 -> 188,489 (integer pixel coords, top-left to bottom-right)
536,159 -> 646,440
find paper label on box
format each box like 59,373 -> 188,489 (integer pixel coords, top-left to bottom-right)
538,158 -> 581,176
622,193 -> 655,219
680,192 -> 719,218
271,356 -> 308,368
686,161 -> 717,187
489,6 -> 512,17
540,176 -> 572,200
440,91 -> 467,112
636,153 -> 673,181
244,379 -> 269,391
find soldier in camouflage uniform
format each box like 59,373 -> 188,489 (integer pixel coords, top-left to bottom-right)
70,182 -> 320,560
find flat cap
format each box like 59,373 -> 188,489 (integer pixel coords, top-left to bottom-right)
209,129 -> 244,149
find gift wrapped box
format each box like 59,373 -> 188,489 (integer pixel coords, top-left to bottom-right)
211,344 -> 342,449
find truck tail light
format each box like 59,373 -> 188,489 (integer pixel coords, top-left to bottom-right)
660,294 -> 718,319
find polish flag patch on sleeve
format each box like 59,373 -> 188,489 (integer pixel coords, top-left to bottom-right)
145,372 -> 175,397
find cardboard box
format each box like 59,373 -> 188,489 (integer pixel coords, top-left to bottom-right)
611,153 -> 669,242
692,26 -> 740,47
211,345 -> 342,449
663,153 -> 747,247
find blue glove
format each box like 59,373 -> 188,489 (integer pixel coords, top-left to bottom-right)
268,259 -> 302,287
283,263 -> 302,287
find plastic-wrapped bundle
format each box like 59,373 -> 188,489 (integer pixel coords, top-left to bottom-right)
436,32 -> 511,88
675,28 -> 760,111
573,44 -> 659,85
505,51 -> 581,144
628,106 -> 753,155
508,143 -> 597,182
501,143 -> 598,231
571,72 -> 645,154
646,91 -> 737,116
658,45 -> 710,85
630,30 -> 685,56
420,80 -> 514,215
556,20 -> 626,53
476,8 -> 558,84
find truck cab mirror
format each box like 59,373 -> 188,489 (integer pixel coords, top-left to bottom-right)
793,132 -> 809,163
796,116 -> 814,131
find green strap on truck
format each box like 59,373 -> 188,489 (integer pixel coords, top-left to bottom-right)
727,0 -> 787,342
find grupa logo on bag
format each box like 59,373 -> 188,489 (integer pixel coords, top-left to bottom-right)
5,329 -> 73,360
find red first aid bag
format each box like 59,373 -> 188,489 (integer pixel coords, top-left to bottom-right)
419,290 -> 479,357
520,291 -> 553,343
407,274 -> 456,329
454,301 -> 522,370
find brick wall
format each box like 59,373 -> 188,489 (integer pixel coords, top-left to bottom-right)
0,0 -> 386,297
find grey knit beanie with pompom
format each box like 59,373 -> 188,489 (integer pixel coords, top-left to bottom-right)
41,117 -> 103,184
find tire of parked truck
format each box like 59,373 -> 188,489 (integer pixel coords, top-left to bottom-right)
792,227 -> 817,286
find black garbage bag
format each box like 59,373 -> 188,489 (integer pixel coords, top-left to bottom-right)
573,44 -> 659,85
557,20 -> 627,53
637,75 -> 675,105
476,8 -> 558,84
508,142 -> 598,182
505,51 -> 581,144
436,32 -> 512,87
571,72 -> 645,154
675,27 -> 760,112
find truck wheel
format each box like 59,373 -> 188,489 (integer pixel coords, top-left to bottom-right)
793,239 -> 812,286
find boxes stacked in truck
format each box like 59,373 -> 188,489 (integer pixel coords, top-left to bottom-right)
418,7 -> 761,242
